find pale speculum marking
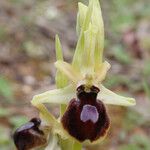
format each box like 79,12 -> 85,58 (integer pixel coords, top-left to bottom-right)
80,104 -> 99,123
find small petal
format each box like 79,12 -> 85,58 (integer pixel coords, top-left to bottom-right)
31,85 -> 75,105
95,61 -> 111,84
98,85 -> 136,106
55,60 -> 82,84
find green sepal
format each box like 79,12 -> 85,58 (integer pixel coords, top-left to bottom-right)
31,85 -> 75,105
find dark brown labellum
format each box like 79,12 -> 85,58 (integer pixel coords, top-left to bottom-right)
13,118 -> 47,150
61,85 -> 110,142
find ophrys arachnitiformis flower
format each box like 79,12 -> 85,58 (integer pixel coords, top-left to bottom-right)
31,0 -> 135,145
13,0 -> 136,149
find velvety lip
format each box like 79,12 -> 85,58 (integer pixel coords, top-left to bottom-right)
61,85 -> 110,142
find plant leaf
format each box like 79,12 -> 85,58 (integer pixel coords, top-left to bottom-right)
55,35 -> 68,88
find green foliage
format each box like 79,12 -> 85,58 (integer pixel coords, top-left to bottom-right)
0,115 -> 28,150
120,107 -> 150,150
0,125 -> 15,150
113,45 -> 132,64
9,0 -> 24,5
0,76 -> 14,102
0,108 -> 10,117
110,0 -> 135,32
118,134 -> 150,150
104,75 -> 130,89
142,61 -> 150,77
143,80 -> 150,100
0,126 -> 10,145
142,61 -> 150,99
0,26 -> 7,42
10,115 -> 28,129
123,109 -> 146,131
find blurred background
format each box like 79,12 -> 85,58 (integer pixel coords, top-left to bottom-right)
0,0 -> 150,150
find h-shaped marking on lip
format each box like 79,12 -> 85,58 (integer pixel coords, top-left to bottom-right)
80,104 -> 99,123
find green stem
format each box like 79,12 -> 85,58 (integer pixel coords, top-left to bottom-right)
60,139 -> 74,150
60,104 -> 67,116
73,141 -> 82,150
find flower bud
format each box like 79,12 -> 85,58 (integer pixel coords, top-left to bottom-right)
13,118 -> 47,150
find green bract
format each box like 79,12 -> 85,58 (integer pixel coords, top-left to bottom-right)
31,0 -> 136,149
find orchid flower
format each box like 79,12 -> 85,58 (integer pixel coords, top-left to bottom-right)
13,0 -> 136,150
